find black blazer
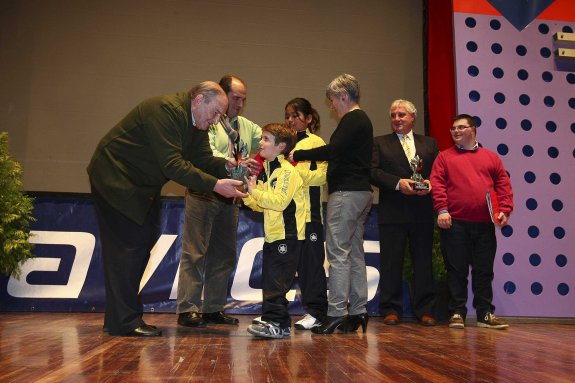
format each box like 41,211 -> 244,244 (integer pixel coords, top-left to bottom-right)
370,133 -> 439,224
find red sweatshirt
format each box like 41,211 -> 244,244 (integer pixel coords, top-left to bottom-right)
430,146 -> 513,223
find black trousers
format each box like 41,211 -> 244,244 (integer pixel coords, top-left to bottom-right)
91,185 -> 160,335
297,221 -> 328,322
261,239 -> 302,328
378,222 -> 435,318
440,219 -> 496,320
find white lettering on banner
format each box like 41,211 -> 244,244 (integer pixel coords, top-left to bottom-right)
230,238 -> 264,300
169,266 -> 179,300
7,231 -> 95,298
364,240 -> 381,300
139,234 -> 178,293
7,232 -> 381,302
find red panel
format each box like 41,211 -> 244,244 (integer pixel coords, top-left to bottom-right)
427,0 -> 457,150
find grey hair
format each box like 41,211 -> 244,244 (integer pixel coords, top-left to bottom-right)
326,74 -> 360,103
389,99 -> 417,119
188,81 -> 226,102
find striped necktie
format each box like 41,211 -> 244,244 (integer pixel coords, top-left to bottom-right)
402,135 -> 411,161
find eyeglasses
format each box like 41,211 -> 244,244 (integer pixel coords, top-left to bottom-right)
450,125 -> 471,131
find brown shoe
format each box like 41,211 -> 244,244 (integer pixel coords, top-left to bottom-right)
383,314 -> 399,325
420,315 -> 437,327
448,314 -> 465,329
477,312 -> 509,330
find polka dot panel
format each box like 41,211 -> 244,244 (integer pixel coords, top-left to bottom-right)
454,13 -> 575,317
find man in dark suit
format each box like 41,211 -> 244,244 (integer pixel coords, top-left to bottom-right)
370,99 -> 438,326
87,81 -> 247,337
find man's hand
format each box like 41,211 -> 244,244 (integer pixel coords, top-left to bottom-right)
213,179 -> 248,198
496,212 -> 509,227
400,179 -> 432,196
414,180 -> 432,196
437,212 -> 452,229
398,179 -> 416,195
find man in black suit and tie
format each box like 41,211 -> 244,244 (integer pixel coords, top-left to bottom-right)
370,99 -> 438,326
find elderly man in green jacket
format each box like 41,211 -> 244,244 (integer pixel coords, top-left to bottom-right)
88,81 -> 247,337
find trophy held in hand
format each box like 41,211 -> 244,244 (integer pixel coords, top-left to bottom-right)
410,154 -> 429,191
230,141 -> 249,192
221,115 -> 249,192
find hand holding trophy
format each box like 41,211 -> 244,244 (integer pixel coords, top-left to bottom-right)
409,155 -> 429,191
230,145 -> 250,192
221,115 -> 260,193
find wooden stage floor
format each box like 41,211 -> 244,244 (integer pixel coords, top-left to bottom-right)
1,312 -> 574,382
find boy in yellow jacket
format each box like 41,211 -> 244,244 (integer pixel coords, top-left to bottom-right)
244,123 -> 307,339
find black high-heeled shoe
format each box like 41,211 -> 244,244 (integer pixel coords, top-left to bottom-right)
311,315 -> 349,334
346,313 -> 369,333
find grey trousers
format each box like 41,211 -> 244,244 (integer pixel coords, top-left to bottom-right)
325,191 -> 373,317
176,191 -> 239,314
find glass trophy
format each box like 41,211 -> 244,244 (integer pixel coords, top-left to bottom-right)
229,141 -> 249,191
220,115 -> 249,192
409,155 -> 429,190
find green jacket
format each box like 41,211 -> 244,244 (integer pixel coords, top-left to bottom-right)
88,92 -> 227,224
208,115 -> 262,160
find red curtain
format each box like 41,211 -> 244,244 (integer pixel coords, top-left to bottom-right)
426,0 -> 456,150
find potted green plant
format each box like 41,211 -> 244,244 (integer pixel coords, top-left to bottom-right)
0,132 -> 35,278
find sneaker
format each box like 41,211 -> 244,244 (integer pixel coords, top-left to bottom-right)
477,313 -> 509,329
252,316 -> 265,325
294,314 -> 319,330
448,314 -> 465,329
247,321 -> 291,339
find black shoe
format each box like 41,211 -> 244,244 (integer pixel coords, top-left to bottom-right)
124,324 -> 162,337
311,315 -> 349,334
178,312 -> 207,328
105,323 -> 156,332
345,313 -> 369,333
203,311 -> 239,325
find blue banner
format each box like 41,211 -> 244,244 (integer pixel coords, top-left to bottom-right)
0,195 -> 405,316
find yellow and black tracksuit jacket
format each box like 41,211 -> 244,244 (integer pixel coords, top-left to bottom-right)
293,130 -> 327,224
243,155 -> 306,243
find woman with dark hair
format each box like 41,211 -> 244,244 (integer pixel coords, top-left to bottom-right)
284,97 -> 328,330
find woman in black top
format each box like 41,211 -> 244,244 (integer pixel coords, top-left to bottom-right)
291,74 -> 373,334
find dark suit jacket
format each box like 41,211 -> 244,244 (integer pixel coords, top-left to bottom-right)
370,133 -> 438,224
88,92 -> 227,224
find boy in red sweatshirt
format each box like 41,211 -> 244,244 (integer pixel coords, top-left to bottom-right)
431,114 -> 513,330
